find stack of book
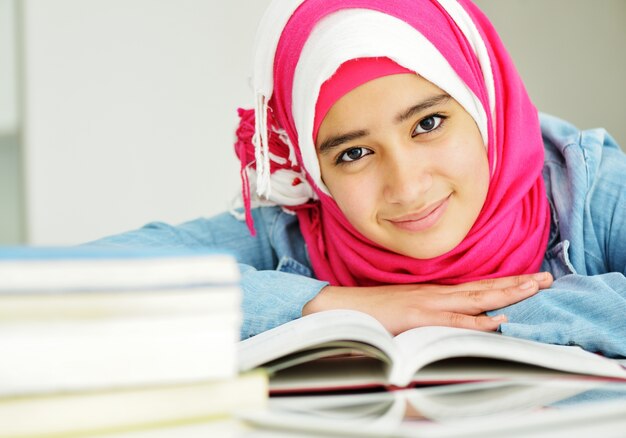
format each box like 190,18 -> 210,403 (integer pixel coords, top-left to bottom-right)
0,246 -> 267,438
238,309 -> 626,394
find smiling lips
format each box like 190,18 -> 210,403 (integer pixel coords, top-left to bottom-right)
387,195 -> 451,232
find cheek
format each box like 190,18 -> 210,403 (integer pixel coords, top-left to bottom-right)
326,173 -> 379,225
467,142 -> 490,189
456,143 -> 490,207
444,134 -> 488,185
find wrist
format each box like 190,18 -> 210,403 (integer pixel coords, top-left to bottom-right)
302,285 -> 335,316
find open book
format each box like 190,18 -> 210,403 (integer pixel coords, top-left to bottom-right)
239,381 -> 626,437
238,310 -> 626,393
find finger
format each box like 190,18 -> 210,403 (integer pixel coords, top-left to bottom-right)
443,272 -> 553,293
440,279 -> 540,315
426,312 -> 507,331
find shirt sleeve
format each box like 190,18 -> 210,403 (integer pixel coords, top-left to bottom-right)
587,132 -> 626,276
83,209 -> 278,269
239,264 -> 327,339
487,273 -> 626,358
84,207 -> 329,339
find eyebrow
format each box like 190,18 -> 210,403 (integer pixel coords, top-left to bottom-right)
318,129 -> 369,155
317,93 -> 451,155
395,93 -> 451,123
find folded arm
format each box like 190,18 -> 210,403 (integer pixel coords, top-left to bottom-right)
84,206 -> 328,339
488,273 -> 626,358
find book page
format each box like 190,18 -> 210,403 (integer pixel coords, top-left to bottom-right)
264,341 -> 391,374
269,356 -> 391,393
404,380 -> 597,420
238,310 -> 397,372
390,326 -> 626,386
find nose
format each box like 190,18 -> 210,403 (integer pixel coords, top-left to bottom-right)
382,148 -> 432,205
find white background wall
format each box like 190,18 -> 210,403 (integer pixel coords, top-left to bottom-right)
0,0 -> 22,244
0,0 -> 17,134
4,0 -> 625,245
474,0 -> 626,147
21,0 -> 271,244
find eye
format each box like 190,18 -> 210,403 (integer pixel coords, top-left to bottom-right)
412,115 -> 445,137
336,147 -> 373,164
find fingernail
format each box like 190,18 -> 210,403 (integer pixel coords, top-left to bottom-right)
491,315 -> 506,322
519,280 -> 535,290
533,272 -> 547,281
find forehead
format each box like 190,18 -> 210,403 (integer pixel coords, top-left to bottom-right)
320,74 -> 448,127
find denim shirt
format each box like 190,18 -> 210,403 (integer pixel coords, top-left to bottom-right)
88,114 -> 626,357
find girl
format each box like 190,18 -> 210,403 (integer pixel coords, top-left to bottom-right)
92,0 -> 626,357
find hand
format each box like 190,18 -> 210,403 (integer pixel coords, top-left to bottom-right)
302,272 -> 553,335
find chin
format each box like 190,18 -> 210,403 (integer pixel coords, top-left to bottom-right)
394,239 -> 461,260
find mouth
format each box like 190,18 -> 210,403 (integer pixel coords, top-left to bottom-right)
386,195 -> 451,232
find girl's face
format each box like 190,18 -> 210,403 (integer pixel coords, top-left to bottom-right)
315,73 -> 489,259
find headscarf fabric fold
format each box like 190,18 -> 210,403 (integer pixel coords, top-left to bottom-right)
235,0 -> 550,286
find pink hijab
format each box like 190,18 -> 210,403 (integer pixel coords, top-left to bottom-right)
235,0 -> 550,286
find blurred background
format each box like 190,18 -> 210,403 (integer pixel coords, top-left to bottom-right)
1,0 -> 625,245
